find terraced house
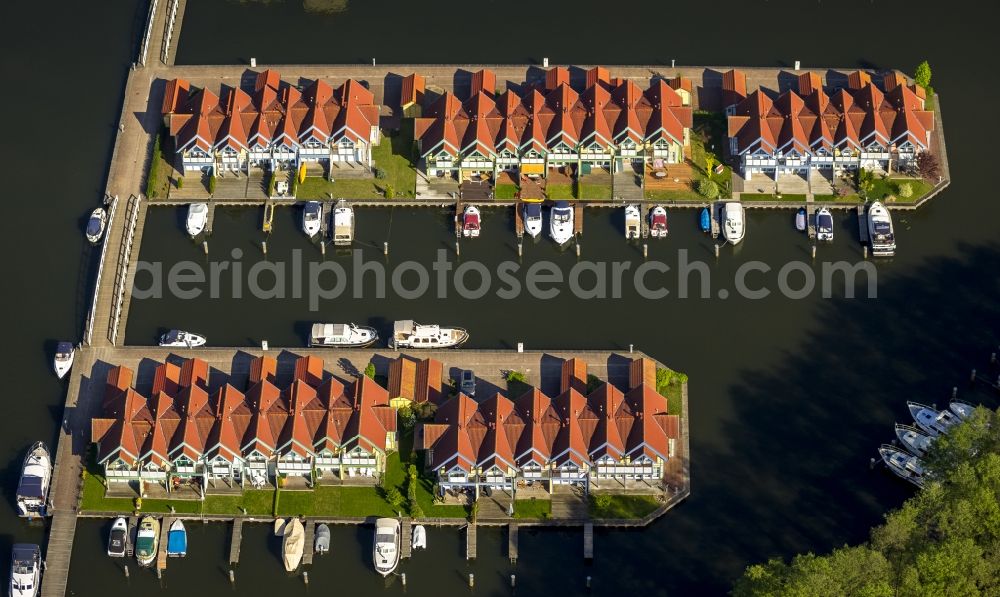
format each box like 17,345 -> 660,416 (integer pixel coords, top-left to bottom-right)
91,355 -> 398,497
726,69 -> 934,182
412,66 -> 693,180
161,69 -> 382,175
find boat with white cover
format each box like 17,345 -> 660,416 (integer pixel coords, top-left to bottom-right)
523,203 -> 542,238
331,200 -> 354,246
649,206 -> 668,238
373,518 -> 400,577
412,525 -> 427,550
159,329 -> 207,348
462,205 -> 481,238
624,204 -> 641,239
315,524 -> 331,555
878,444 -> 926,487
722,202 -> 745,244
309,323 -> 378,348
895,424 -> 935,457
16,443 -> 51,518
549,201 -> 574,245
950,400 -> 975,420
107,517 -> 128,557
816,207 -> 834,241
86,207 -> 107,244
867,201 -> 896,256
389,320 -> 468,349
135,516 -> 160,567
908,401 -> 960,436
9,544 -> 41,597
282,518 -> 305,572
186,203 -> 208,237
53,342 -> 74,379
302,201 -> 323,238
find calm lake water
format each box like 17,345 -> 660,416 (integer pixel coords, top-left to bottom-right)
2,0 -> 998,595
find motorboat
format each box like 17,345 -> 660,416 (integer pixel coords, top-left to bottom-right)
107,517 -> 128,557
166,519 -> 187,557
412,525 -> 427,550
895,424 -> 935,457
815,207 -> 834,241
549,200 -> 574,245
949,400 -> 976,420
309,323 -> 378,348
135,516 -> 160,567
878,444 -> 926,488
649,206 -> 668,238
908,401 -> 960,436
389,320 -> 468,349
86,207 -> 107,244
186,203 -> 208,237
302,201 -> 323,238
159,329 -> 207,348
462,205 -> 481,238
314,523 -> 331,555
9,544 -> 41,597
867,201 -> 896,256
523,203 -> 542,238
53,342 -> 74,379
331,200 -> 354,246
16,442 -> 51,518
624,204 -> 641,239
282,518 -> 305,572
372,518 -> 401,577
699,207 -> 711,233
722,202 -> 745,244
795,208 -> 806,232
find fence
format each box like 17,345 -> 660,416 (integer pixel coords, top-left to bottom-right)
160,0 -> 179,65
83,195 -> 119,346
109,195 -> 142,346
138,0 -> 159,66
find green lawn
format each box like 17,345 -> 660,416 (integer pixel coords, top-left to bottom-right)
546,184 -> 574,200
740,193 -> 808,202
814,193 -> 862,203
577,182 -> 612,200
513,498 -> 552,519
494,183 -> 518,200
588,494 -> 661,519
871,177 -> 932,203
644,189 -> 703,202
203,490 -> 276,516
690,112 -> 733,198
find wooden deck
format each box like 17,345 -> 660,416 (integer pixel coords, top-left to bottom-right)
858,204 -> 870,244
156,516 -> 173,571
466,523 -> 477,560
508,523 -> 518,563
302,520 -> 315,566
584,522 -> 594,560
229,518 -> 243,565
40,510 -> 77,597
400,518 -> 412,559
574,203 -> 584,235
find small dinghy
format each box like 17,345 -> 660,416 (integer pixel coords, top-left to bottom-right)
86,208 -> 108,244
699,207 -> 711,233
166,519 -> 187,557
314,523 -> 330,555
282,518 -> 305,572
302,201 -> 323,238
159,329 -> 207,348
649,206 -> 668,238
949,400 -> 976,420
411,525 -> 426,550
795,208 -> 807,232
53,342 -> 74,380
462,205 -> 481,238
107,517 -> 128,557
624,204 -> 641,239
895,424 -> 935,457
186,203 -> 208,238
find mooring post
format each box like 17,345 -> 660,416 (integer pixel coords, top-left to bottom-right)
576,243 -> 581,257
643,243 -> 648,259
124,565 -> 130,579
511,574 -> 516,588
586,576 -> 592,590
228,569 -> 234,584
383,241 -> 389,255
863,245 -> 868,259
456,241 -> 460,256
320,241 -> 326,256
518,239 -> 523,257
202,240 -> 208,255
469,573 -> 475,588
262,240 -> 267,255
811,245 -> 817,259
156,568 -> 162,580
303,571 -> 309,585
402,573 -> 407,587
952,387 -> 958,399
971,368 -> 977,384
714,243 -> 720,257
869,457 -> 876,470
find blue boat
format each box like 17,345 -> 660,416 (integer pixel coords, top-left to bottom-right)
166,519 -> 187,557
699,207 -> 711,232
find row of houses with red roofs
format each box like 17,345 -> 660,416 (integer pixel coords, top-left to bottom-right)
724,69 -> 935,181
161,69 -> 381,174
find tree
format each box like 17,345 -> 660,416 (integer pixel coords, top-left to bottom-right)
176,176 -> 183,190
363,362 -> 376,379
916,152 -> 941,181
409,500 -> 424,519
384,184 -> 395,200
856,168 -> 875,199
383,487 -> 405,510
697,178 -> 719,199
914,61 -> 932,89
897,182 -> 913,198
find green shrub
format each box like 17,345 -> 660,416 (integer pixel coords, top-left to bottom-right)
267,172 -> 276,196
656,367 -> 688,395
384,184 -> 394,200
208,175 -> 217,195
374,167 -> 387,180
290,176 -> 298,196
913,60 -> 932,89
409,499 -> 424,518
383,487 -> 405,510
364,362 -> 376,379
593,494 -> 611,509
175,177 -> 183,190
145,134 -> 161,198
697,178 -> 719,199
896,182 -> 913,198
505,370 -> 527,383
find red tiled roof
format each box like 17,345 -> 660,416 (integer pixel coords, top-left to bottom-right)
722,69 -> 747,106
586,66 -> 610,89
180,357 -> 209,390
162,78 -> 190,115
250,356 -> 277,385
401,73 -> 425,108
546,67 -> 569,90
471,69 -> 497,96
294,355 -> 324,387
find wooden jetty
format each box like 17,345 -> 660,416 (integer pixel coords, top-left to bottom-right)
857,204 -> 870,244
401,518 -> 412,559
508,523 -> 518,564
39,510 -> 76,597
584,522 -> 594,560
514,202 -> 524,237
262,201 -> 275,233
302,520 -> 315,566
229,517 -> 244,566
710,203 -> 722,238
640,202 -> 650,239
128,516 -> 138,557
807,209 -> 817,240
156,516 -> 173,572
466,523 -> 477,560
454,200 -> 463,237
205,202 -> 216,235
574,203 -> 584,235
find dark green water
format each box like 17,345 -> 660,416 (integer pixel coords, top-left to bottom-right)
3,0 -> 999,595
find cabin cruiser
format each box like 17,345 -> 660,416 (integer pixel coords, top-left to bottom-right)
53,342 -> 74,379
649,206 -> 668,238
722,202 -> 745,244
107,517 -> 128,557
186,203 -> 208,237
549,201 -> 574,245
878,444 -> 926,488
895,424 -> 935,457
624,204 -> 641,239
331,200 -> 355,246
135,516 -> 160,567
950,400 -> 976,420
908,401 -> 960,436
302,201 -> 323,238
9,544 -> 41,597
16,443 -> 51,518
309,323 -> 378,348
282,518 -> 305,572
166,519 -> 187,557
389,320 -> 468,349
315,524 -> 331,555
159,330 -> 207,348
523,203 -> 542,238
795,208 -> 807,232
462,205 -> 481,238
412,525 -> 427,550
373,518 -> 400,577
86,207 -> 107,244
815,208 -> 834,241
867,201 -> 896,256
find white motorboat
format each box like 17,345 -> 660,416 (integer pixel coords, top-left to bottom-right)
624,204 -> 641,239
649,206 -> 668,238
302,201 -> 323,238
722,202 -> 745,244
315,523 -> 331,555
895,424 -> 935,457
107,517 -> 128,557
549,200 -> 574,245
867,201 -> 896,256
908,401 -> 960,436
879,444 -> 926,488
795,208 -> 807,232
159,329 -> 207,348
86,207 -> 107,244
523,203 -> 543,238
815,207 -> 834,241
462,205 -> 481,238
309,323 -> 378,347
411,525 -> 427,550
9,544 -> 41,597
166,519 -> 187,557
135,516 -> 160,567
282,518 -> 305,572
389,320 -> 468,349
331,200 -> 354,246
16,443 -> 51,518
949,400 -> 976,420
373,518 -> 400,577
53,342 -> 74,379
186,203 -> 208,237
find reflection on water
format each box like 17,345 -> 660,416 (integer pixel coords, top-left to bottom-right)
232,0 -> 349,13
